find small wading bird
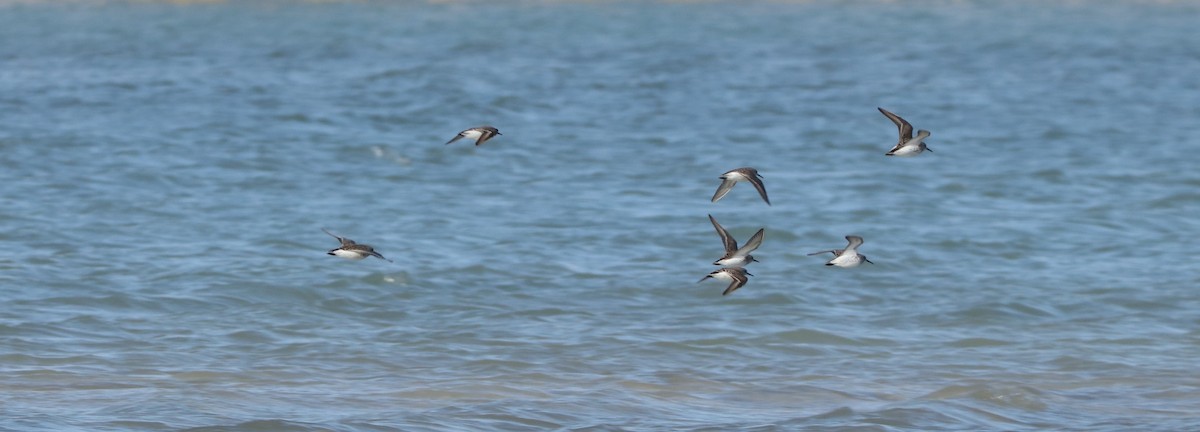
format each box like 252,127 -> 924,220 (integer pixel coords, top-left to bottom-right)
323,228 -> 393,263
708,214 -> 764,268
445,125 -> 502,146
878,107 -> 932,156
698,267 -> 753,296
808,235 -> 873,268
711,167 -> 770,205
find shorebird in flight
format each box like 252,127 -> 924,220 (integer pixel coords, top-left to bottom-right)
878,107 -> 932,156
322,228 -> 393,263
711,167 -> 770,205
698,267 -> 753,296
445,125 -> 502,146
707,214 -> 763,268
808,235 -> 872,268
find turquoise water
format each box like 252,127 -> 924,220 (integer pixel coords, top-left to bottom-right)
2,1 -> 1199,430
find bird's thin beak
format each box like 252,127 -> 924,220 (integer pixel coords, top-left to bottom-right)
697,276 -> 712,283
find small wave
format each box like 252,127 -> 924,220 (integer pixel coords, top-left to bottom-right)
181,419 -> 328,432
771,328 -> 896,346
946,337 -> 1015,348
922,383 -> 1048,411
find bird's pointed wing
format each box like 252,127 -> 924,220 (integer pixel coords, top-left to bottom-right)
708,214 -> 738,252
722,272 -> 748,296
445,132 -> 465,145
370,251 -> 393,263
735,228 -> 765,256
322,228 -> 354,246
746,175 -> 770,205
845,235 -> 864,249
878,107 -> 913,141
807,250 -> 836,256
711,178 -> 738,203
474,129 -> 496,146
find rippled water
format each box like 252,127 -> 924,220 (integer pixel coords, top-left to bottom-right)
2,1 -> 1199,431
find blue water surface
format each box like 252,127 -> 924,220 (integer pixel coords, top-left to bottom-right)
1,1 -> 1198,431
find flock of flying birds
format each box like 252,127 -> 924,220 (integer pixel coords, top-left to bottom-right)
694,106 -> 930,296
323,110 -> 931,296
